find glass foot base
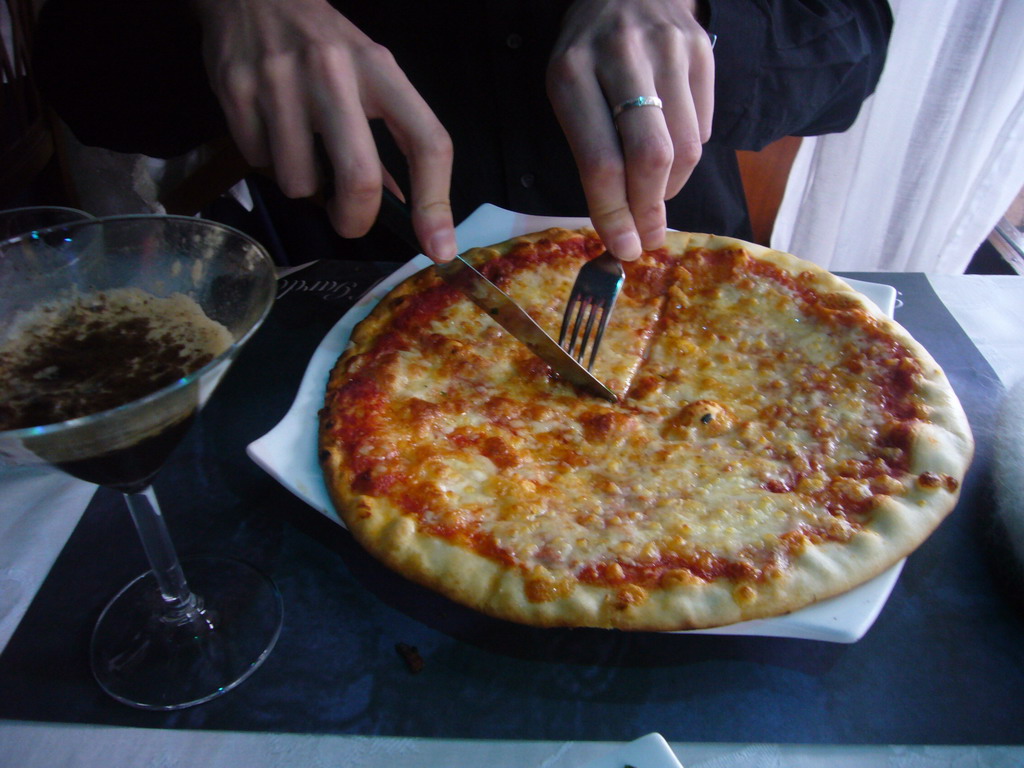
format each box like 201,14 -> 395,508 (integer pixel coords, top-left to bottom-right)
90,556 -> 283,710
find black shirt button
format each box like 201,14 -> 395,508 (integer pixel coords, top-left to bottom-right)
506,33 -> 523,50
519,173 -> 535,188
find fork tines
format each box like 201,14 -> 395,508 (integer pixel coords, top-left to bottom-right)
558,251 -> 624,371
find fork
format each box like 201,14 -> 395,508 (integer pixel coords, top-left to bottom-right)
558,251 -> 625,370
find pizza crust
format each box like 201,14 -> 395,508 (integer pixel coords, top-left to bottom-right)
319,228 -> 974,631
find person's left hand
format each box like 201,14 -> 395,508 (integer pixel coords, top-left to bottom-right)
547,0 -> 714,261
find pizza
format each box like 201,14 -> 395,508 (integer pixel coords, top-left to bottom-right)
318,228 -> 974,631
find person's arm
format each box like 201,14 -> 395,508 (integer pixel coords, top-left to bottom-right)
34,0 -> 457,262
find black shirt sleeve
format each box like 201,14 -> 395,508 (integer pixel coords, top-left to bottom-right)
706,0 -> 893,150
34,0 -> 225,159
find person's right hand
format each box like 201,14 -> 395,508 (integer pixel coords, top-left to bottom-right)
193,0 -> 458,262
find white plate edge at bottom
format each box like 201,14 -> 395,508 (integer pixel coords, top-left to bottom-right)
577,733 -> 683,768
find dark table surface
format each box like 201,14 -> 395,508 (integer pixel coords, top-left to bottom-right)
1,263 -> 1021,744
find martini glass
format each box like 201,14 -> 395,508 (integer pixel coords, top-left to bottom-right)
0,215 -> 282,709
0,205 -> 94,239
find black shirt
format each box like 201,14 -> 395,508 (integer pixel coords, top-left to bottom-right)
34,0 -> 892,242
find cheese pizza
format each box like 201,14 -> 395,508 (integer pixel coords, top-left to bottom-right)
318,228 -> 974,631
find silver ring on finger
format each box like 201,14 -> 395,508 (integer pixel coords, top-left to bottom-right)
611,95 -> 664,121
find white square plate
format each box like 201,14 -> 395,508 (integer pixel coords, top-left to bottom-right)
248,204 -> 901,643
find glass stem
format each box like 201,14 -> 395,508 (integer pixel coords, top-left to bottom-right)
123,486 -> 202,623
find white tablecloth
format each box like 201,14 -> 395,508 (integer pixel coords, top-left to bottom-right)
2,274 -> 1022,767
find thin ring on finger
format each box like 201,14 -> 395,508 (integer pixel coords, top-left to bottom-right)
610,93 -> 672,250
612,95 -> 663,122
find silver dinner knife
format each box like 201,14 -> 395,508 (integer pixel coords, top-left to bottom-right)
435,254 -> 617,402
374,189 -> 615,401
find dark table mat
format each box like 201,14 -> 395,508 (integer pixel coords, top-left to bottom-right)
1,265 -> 1021,744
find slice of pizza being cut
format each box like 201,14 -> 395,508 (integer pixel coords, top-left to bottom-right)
468,228 -> 671,397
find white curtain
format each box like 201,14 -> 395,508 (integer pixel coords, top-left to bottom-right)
771,0 -> 1024,273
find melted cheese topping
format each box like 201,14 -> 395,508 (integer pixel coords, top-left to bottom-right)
328,235 -> 938,598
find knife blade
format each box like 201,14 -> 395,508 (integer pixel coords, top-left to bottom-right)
435,254 -> 617,401
376,189 -> 616,402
